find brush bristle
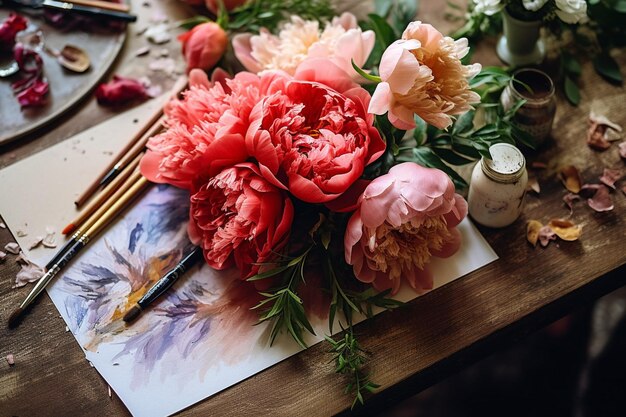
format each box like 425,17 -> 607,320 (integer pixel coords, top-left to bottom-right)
7,307 -> 24,329
62,223 -> 75,235
122,305 -> 142,323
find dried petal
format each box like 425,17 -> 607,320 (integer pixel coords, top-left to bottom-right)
6,354 -> 15,366
563,193 -> 581,215
587,111 -> 622,151
619,142 -> 626,159
527,177 -> 540,194
145,23 -> 171,44
135,46 -> 150,56
526,220 -> 543,247
14,261 -> 45,288
16,230 -> 27,237
560,165 -> 583,193
581,184 -> 614,212
538,225 -> 556,247
0,222 -> 6,228
28,236 -> 44,250
531,161 -> 547,169
0,250 -> 6,261
599,168 -> 623,189
95,75 -> 149,106
15,252 -> 29,265
548,219 -> 582,241
4,242 -> 20,255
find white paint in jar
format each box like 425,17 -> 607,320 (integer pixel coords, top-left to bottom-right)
467,143 -> 528,228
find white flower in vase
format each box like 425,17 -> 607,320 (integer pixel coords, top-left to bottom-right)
555,0 -> 589,24
522,0 -> 548,12
472,0 -> 502,16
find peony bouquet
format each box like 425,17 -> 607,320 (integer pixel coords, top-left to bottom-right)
140,0 -> 530,405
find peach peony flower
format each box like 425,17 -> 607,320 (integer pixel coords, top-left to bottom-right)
140,69 -> 289,190
369,21 -> 481,130
245,59 -> 385,204
232,12 -> 375,77
178,22 -> 228,73
344,162 -> 467,295
188,163 -> 294,279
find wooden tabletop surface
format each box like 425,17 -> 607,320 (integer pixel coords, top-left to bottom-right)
1,2 -> 625,416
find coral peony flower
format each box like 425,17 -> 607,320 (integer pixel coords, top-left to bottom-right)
246,59 -> 385,204
141,69 -> 289,190
187,163 -> 294,279
554,0 -> 588,24
232,13 -> 374,78
345,162 -> 467,295
369,21 -> 481,130
178,22 -> 228,73
204,0 -> 247,14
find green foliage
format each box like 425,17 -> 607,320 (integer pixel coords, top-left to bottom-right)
326,330 -> 380,409
249,248 -> 316,348
593,53 -> 623,84
225,0 -> 335,33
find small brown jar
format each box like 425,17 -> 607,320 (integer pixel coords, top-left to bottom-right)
500,68 -> 556,147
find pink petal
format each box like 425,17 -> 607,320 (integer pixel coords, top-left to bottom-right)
378,41 -> 421,95
232,33 -> 263,73
538,225 -> 556,247
584,184 -> 614,212
293,58 -> 356,94
563,193 -> 581,215
619,141 -> 626,159
431,227 -> 462,258
188,69 -> 210,88
599,168 -> 623,189
368,82 -> 392,115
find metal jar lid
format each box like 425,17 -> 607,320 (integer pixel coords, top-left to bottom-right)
480,143 -> 526,183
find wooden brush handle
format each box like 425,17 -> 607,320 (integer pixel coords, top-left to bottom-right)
65,0 -> 130,12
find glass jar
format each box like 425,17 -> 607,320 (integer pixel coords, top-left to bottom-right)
500,68 -> 556,147
468,143 -> 528,228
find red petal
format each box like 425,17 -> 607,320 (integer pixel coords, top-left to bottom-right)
95,75 -> 149,106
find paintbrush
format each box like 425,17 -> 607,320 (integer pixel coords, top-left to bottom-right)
74,76 -> 187,207
8,176 -> 150,329
123,247 -> 203,323
46,168 -> 144,271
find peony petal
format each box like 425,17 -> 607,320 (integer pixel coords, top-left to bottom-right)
538,225 -> 556,247
432,227 -> 462,258
599,168 -> 623,189
189,69 -> 210,88
548,219 -> 582,241
232,33 -> 263,73
526,220 -> 543,247
379,41 -> 422,95
368,82 -> 392,115
582,184 -> 614,212
562,193 -> 581,215
559,165 -> 583,193
293,58 -> 356,94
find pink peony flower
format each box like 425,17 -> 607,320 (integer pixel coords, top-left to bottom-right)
178,22 -> 228,73
232,13 -> 374,78
187,163 -> 294,279
245,59 -> 386,204
345,162 -> 467,295
141,69 -> 289,190
369,21 -> 481,130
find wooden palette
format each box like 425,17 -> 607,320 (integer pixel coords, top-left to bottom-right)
0,11 -> 126,145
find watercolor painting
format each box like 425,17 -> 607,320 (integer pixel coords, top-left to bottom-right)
45,185 -> 497,417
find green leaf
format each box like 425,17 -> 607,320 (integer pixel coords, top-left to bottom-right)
413,115 -> 428,145
452,110 -> 475,135
374,0 -> 393,16
177,16 -> 211,30
367,14 -> 397,49
562,52 -> 582,77
351,60 -> 382,83
246,264 -> 291,281
593,53 -> 623,84
431,147 -> 475,165
564,75 -> 580,106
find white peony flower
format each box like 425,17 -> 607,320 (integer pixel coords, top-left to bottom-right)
555,0 -> 589,24
472,0 -> 502,16
522,0 -> 548,12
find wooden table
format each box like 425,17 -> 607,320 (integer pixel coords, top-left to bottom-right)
1,2 -> 625,416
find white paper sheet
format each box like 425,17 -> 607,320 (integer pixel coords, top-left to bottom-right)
0,97 -> 498,417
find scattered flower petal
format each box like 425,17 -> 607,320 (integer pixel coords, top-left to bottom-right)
0,14 -> 28,52
548,219 -> 582,241
145,23 -> 171,44
16,230 -> 27,237
526,220 -> 543,246
135,46 -> 150,56
14,258 -> 45,288
6,354 -> 15,366
28,236 -> 44,250
531,161 -> 547,169
0,222 -> 6,228
95,75 -> 150,106
587,111 -> 622,151
559,165 -> 582,193
599,168 -> 623,189
581,184 -> 614,212
4,242 -> 20,255
538,225 -> 557,247
148,57 -> 177,76
563,193 -> 581,215
527,176 -> 540,194
619,142 -> 626,159
0,251 -> 6,261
